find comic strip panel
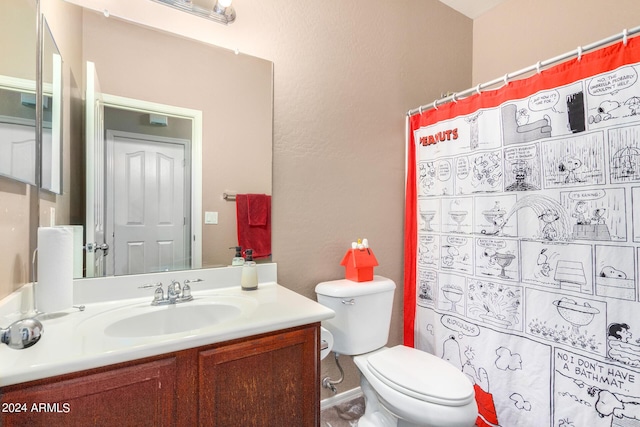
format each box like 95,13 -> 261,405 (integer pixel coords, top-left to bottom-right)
418,234 -> 439,270
501,82 -> 586,146
440,235 -> 473,274
541,131 -> 606,189
585,64 -> 640,130
455,150 -> 503,195
418,160 -> 455,197
418,199 -> 441,233
595,244 -> 636,301
554,348 -> 640,427
415,110 -> 502,159
417,268 -> 437,308
513,194 -> 573,242
526,288 -> 607,356
440,317 -> 552,427
436,272 -> 467,315
467,278 -> 523,331
520,241 -> 593,295
504,144 -> 542,192
475,237 -> 519,282
474,194 -> 519,237
441,197 -> 473,234
608,124 -> 640,183
560,188 -> 627,242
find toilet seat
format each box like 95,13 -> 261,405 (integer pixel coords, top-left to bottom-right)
366,345 -> 474,407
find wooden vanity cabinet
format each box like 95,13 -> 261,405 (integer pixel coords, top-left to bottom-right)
199,324 -> 319,426
0,324 -> 320,427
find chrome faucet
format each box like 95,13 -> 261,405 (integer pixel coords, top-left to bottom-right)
167,280 -> 181,303
139,280 -> 200,306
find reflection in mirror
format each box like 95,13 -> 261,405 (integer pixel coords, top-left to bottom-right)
0,0 -> 38,298
43,3 -> 273,278
41,18 -> 62,194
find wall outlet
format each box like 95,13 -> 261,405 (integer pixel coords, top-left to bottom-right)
204,211 -> 218,225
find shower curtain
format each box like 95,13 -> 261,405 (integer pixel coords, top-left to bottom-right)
404,36 -> 640,426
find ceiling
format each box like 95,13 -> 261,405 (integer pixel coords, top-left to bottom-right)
438,0 -> 507,19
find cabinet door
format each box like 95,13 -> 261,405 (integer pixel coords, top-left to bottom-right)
1,357 -> 178,427
198,325 -> 319,427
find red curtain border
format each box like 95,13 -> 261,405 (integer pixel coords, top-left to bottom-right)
403,36 -> 640,348
403,116 -> 417,346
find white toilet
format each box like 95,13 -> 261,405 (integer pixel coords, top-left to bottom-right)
316,276 -> 477,427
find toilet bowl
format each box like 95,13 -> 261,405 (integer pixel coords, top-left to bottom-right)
354,346 -> 477,427
316,277 -> 477,427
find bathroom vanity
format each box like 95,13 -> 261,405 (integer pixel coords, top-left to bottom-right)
0,265 -> 334,426
1,325 -> 317,426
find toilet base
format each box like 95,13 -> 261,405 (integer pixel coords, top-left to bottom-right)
359,375 -> 427,427
358,375 -> 398,427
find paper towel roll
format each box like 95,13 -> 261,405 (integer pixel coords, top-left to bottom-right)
37,227 -> 74,313
56,225 -> 84,278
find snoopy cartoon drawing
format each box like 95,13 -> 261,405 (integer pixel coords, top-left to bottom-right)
559,157 -> 583,184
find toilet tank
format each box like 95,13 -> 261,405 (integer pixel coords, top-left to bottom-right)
315,276 -> 396,355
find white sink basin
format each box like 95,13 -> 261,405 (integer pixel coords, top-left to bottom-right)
77,295 -> 258,340
105,303 -> 242,338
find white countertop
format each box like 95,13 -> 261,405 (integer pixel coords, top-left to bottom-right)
0,265 -> 334,387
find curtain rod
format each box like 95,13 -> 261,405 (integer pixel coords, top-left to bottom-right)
407,25 -> 640,117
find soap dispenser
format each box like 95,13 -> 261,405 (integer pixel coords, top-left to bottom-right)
240,249 -> 258,290
230,246 -> 245,266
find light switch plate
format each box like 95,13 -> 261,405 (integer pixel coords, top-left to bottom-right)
204,211 -> 218,224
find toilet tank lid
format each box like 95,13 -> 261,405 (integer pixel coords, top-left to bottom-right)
316,276 -> 396,297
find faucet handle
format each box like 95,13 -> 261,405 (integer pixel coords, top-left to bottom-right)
139,282 -> 162,289
153,287 -> 165,303
139,282 -> 164,304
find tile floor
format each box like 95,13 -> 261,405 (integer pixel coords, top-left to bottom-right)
320,395 -> 366,427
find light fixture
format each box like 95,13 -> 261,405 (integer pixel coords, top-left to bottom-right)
151,0 -> 236,25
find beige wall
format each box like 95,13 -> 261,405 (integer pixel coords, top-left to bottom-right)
473,0 -> 640,85
4,0 -> 473,395
0,0 -> 38,296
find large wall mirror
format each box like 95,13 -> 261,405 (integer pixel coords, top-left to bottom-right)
40,0 -> 273,278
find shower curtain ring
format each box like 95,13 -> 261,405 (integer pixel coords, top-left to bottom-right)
419,105 -> 423,114
476,84 -> 482,95
452,93 -> 457,103
503,73 -> 510,86
536,61 -> 542,74
433,100 -> 439,110
576,46 -> 582,61
623,28 -> 629,46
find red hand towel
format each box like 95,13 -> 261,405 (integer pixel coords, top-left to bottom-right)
236,194 -> 271,259
247,194 -> 268,226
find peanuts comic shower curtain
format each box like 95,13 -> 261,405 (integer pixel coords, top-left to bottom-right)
404,33 -> 640,427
